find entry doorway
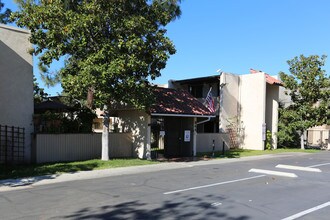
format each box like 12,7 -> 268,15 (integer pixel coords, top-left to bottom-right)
151,116 -> 194,158
164,117 -> 193,157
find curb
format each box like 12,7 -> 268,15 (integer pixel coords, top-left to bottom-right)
0,152 -> 310,192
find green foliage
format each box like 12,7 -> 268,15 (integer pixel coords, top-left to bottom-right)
277,104 -> 301,148
265,130 -> 273,150
12,0 -> 181,109
33,77 -> 48,103
0,0 -> 11,24
38,107 -> 96,133
278,55 -> 330,147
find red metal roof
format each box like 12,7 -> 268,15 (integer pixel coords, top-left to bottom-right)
150,88 -> 214,116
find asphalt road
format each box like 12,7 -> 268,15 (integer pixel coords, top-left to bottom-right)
1,152 -> 330,220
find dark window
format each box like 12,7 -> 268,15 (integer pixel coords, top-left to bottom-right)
202,120 -> 219,133
189,85 -> 203,98
204,121 -> 215,133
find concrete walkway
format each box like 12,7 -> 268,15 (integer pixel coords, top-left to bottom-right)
0,152 -> 309,192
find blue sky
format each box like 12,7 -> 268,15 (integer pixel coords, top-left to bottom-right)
3,0 -> 330,95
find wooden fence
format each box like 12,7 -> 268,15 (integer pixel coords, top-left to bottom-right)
33,133 -> 133,164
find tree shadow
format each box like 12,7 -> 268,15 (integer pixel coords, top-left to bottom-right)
61,194 -> 251,220
0,161 -> 101,186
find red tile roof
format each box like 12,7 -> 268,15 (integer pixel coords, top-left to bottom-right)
265,74 -> 283,85
250,68 -> 283,85
150,88 -> 214,116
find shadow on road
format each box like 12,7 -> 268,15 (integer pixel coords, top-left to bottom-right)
61,194 -> 251,220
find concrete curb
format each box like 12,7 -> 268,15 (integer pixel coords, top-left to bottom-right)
0,152 -> 310,192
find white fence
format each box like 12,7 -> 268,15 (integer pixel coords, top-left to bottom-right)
196,133 -> 229,153
33,133 -> 133,164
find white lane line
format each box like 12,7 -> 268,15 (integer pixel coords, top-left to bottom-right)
163,175 -> 265,195
276,164 -> 322,172
211,202 -> 222,207
309,162 -> 330,168
249,168 -> 298,178
282,201 -> 330,220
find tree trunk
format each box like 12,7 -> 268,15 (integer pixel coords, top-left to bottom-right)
101,106 -> 109,160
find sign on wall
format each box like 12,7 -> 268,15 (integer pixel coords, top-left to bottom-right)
184,130 -> 191,142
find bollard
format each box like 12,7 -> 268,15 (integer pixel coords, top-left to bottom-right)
212,139 -> 215,158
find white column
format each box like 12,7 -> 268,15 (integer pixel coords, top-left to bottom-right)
101,105 -> 109,161
272,99 -> 278,149
146,115 -> 151,160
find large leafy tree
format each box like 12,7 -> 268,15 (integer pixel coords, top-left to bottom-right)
13,0 -> 180,108
13,0 -> 181,160
0,0 -> 12,24
279,55 -> 330,149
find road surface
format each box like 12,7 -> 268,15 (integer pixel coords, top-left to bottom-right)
1,152 -> 330,219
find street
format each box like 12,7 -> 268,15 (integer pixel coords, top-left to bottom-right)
1,152 -> 330,219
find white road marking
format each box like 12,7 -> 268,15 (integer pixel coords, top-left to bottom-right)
282,201 -> 330,220
249,168 -> 298,178
211,202 -> 222,206
308,162 -> 330,168
276,164 -> 322,172
163,175 -> 265,195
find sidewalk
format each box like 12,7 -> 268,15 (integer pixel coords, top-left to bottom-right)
0,152 -> 308,192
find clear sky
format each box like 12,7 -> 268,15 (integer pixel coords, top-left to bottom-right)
3,0 -> 330,95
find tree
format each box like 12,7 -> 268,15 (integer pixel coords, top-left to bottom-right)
279,55 -> 330,149
0,0 -> 12,24
13,0 -> 181,160
33,77 -> 48,103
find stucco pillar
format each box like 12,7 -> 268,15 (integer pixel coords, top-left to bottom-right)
272,99 -> 278,149
101,106 -> 109,161
146,115 -> 151,160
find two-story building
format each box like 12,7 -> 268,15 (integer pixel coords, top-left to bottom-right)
169,69 -> 282,151
0,24 -> 33,163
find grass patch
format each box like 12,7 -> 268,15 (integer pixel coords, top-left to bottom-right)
198,148 -> 320,159
0,159 -> 159,180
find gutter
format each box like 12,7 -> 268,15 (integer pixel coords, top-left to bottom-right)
151,113 -> 215,118
196,117 -> 212,125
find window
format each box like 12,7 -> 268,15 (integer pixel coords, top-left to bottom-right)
189,85 -> 203,98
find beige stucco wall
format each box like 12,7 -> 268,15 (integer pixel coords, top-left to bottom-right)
196,133 -> 229,153
117,110 -> 150,159
219,73 -> 240,132
239,73 -> 266,150
0,24 -> 33,162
